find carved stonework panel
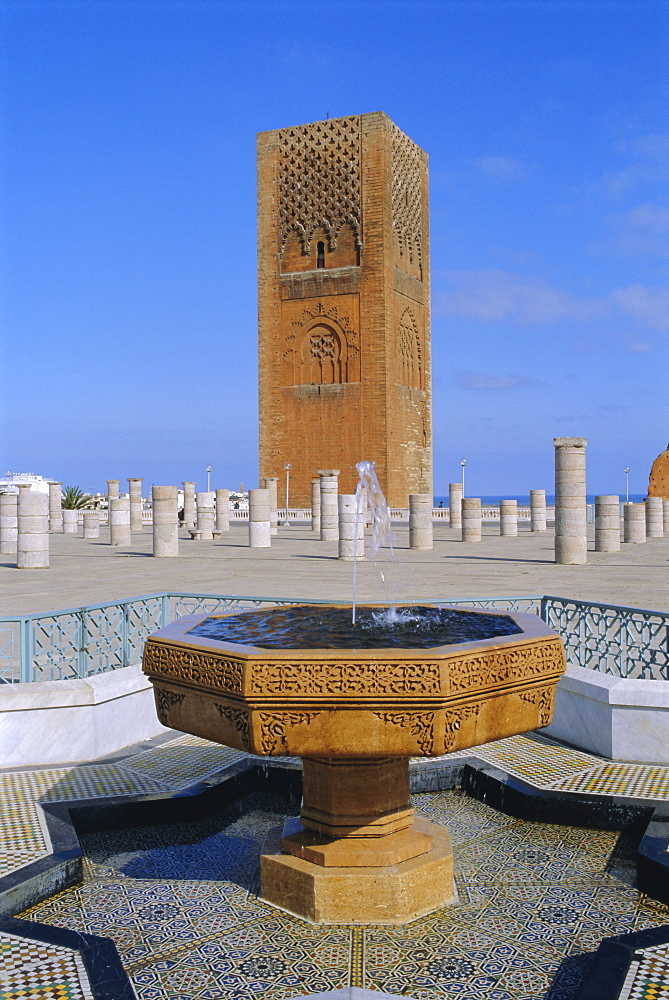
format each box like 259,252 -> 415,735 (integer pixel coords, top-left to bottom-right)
520,686 -> 555,727
258,711 -> 320,754
448,640 -> 565,695
283,300 -> 360,386
215,704 -> 252,750
443,704 -> 480,752
278,116 -> 362,255
391,123 -> 423,269
156,687 -> 185,721
143,642 -> 244,694
250,660 -> 441,697
373,711 -> 435,754
397,307 -> 422,389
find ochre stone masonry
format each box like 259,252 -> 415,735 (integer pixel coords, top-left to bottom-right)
257,112 -> 432,507
649,444 -> 669,499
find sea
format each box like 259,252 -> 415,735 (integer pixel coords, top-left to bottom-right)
432,494 -> 646,506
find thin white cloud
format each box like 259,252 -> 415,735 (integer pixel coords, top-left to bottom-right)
603,132 -> 669,196
473,156 -> 529,182
453,369 -> 544,391
622,202 -> 669,234
590,202 -> 669,257
611,285 -> 669,331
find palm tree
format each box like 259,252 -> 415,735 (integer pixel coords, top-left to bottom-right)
61,486 -> 94,509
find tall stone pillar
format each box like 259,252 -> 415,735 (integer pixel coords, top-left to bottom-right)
594,495 -> 620,552
48,482 -> 63,532
311,478 -> 321,533
319,470 -> 340,541
530,490 -> 547,533
645,497 -> 664,538
663,500 -> 669,536
623,504 -> 646,544
248,489 -> 271,547
106,480 -> 120,501
216,489 -> 230,532
554,437 -> 588,565
462,497 -> 482,542
196,492 -> 216,539
448,483 -> 463,529
109,498 -> 131,546
62,509 -> 78,534
264,477 -> 279,535
153,486 -> 179,557
409,494 -> 433,550
128,478 -> 144,533
499,499 -> 517,537
83,510 -> 100,539
182,482 -> 196,530
0,491 -> 18,554
17,486 -> 49,569
338,495 -> 364,561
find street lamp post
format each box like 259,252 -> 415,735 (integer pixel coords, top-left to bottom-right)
206,466 -> 212,492
624,467 -> 630,504
460,459 -> 467,499
283,463 -> 292,526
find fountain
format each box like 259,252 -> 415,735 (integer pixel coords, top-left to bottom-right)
142,600 -> 565,923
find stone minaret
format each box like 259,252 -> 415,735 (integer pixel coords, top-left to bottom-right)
257,112 -> 432,507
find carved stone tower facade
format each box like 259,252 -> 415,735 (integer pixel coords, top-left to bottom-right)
257,112 -> 432,507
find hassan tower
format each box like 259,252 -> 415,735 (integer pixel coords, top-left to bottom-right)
257,112 -> 432,507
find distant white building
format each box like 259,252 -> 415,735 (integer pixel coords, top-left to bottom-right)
0,472 -> 53,495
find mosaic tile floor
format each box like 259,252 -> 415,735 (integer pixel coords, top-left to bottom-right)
4,732 -> 669,998
0,930 -> 94,1000
16,787 -> 669,1000
619,940 -> 669,999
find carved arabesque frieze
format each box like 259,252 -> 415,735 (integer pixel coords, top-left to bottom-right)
443,704 -> 480,752
156,687 -> 186,719
373,711 -> 435,754
449,640 -> 565,694
258,711 -> 320,754
520,686 -> 555,727
215,703 -> 252,750
250,660 -> 441,697
278,117 -> 362,255
391,124 -> 423,268
143,642 -> 244,694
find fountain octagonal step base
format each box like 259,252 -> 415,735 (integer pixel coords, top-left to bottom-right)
261,816 -> 455,924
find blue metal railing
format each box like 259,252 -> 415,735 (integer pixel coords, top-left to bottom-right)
0,592 -> 667,683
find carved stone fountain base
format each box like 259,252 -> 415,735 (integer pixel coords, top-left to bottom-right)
260,757 -> 455,924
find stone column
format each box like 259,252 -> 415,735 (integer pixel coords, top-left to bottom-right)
499,499 -> 518,537
448,483 -> 463,529
663,500 -> 669,536
17,486 -> 49,568
0,491 -> 18,554
338,494 -> 364,560
645,496 -> 664,538
153,486 -> 179,556
182,482 -> 196,529
623,503 -> 646,544
409,494 -> 433,550
106,480 -> 120,501
196,492 -> 216,539
319,470 -> 340,541
109,497 -> 131,546
82,510 -> 100,539
462,497 -> 482,542
554,437 -> 588,565
264,477 -> 279,535
248,488 -> 271,547
311,477 -> 321,533
216,489 -> 230,531
62,509 -> 78,534
128,478 -> 143,533
530,490 -> 547,533
48,482 -> 63,532
594,495 -> 620,552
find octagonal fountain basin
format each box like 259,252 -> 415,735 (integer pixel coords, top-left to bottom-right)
142,604 -> 566,924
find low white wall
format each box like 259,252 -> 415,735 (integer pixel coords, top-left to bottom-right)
0,663 -> 169,768
545,664 -> 669,764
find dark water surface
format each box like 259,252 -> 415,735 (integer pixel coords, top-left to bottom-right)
187,604 -> 523,650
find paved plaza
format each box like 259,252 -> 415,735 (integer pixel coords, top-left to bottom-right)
1,520 -> 667,617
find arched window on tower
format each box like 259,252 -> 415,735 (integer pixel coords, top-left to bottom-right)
316,241 -> 326,268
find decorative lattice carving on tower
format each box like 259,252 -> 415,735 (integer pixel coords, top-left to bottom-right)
282,302 -> 360,386
397,307 -> 422,389
391,124 -> 423,268
278,116 -> 362,254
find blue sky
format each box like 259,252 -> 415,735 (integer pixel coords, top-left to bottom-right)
2,0 -> 667,497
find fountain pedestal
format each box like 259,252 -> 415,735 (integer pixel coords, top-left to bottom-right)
262,756 -> 454,922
